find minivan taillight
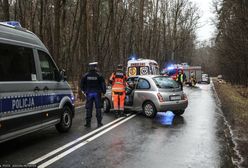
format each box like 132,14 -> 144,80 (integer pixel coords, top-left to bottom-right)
157,93 -> 165,102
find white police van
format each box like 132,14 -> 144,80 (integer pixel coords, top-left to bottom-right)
0,21 -> 75,143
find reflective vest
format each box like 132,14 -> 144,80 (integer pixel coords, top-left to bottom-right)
176,74 -> 184,83
110,71 -> 127,92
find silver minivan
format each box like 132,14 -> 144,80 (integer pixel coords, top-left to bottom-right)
103,75 -> 188,118
0,22 -> 75,143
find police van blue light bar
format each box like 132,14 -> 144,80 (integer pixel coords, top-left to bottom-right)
0,21 -> 22,28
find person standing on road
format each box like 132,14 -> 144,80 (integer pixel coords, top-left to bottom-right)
109,64 -> 127,117
176,69 -> 186,90
190,71 -> 196,86
80,62 -> 106,128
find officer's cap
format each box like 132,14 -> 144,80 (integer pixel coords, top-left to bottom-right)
88,62 -> 98,70
89,62 -> 98,66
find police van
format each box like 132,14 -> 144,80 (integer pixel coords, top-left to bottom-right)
0,22 -> 75,143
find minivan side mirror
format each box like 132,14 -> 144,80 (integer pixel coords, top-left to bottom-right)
59,69 -> 67,81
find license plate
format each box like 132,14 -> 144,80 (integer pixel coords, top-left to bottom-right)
170,95 -> 181,101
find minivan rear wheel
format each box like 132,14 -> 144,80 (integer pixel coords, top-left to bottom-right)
56,106 -> 72,133
143,101 -> 157,118
173,110 -> 185,116
103,98 -> 111,113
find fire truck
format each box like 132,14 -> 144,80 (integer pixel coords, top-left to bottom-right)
161,63 -> 202,85
127,59 -> 160,77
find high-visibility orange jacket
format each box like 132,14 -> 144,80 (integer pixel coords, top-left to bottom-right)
109,71 -> 127,92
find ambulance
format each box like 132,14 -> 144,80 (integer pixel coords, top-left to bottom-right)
127,59 -> 160,77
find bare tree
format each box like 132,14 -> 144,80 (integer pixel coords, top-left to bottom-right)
0,0 -> 200,81
2,0 -> 10,20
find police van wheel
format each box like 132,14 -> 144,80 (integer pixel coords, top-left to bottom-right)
103,98 -> 110,113
143,101 -> 157,118
56,106 -> 72,133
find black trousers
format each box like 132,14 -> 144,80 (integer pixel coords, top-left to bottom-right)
178,82 -> 183,90
85,92 -> 102,123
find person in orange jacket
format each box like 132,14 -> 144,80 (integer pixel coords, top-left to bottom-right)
109,64 -> 127,117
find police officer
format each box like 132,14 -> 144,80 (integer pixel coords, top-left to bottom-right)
109,64 -> 127,117
81,62 -> 106,128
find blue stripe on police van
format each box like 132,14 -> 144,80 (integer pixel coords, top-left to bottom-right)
0,94 -> 72,113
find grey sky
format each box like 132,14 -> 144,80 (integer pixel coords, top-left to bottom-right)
190,0 -> 215,41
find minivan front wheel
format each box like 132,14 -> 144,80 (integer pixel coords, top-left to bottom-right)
143,101 -> 157,118
56,106 -> 72,133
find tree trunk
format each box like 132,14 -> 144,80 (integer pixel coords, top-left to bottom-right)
54,0 -> 61,64
2,0 -> 10,20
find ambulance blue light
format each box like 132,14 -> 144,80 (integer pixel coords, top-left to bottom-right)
128,53 -> 138,61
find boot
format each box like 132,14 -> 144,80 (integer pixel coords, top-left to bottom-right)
120,110 -> 127,117
115,110 -> 119,118
97,122 -> 103,128
84,121 -> 91,128
119,110 -> 123,117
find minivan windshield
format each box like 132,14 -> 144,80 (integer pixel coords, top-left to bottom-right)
153,76 -> 179,89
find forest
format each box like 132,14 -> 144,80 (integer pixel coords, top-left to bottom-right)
0,0 -> 199,80
214,0 -> 248,86
0,0 -> 247,86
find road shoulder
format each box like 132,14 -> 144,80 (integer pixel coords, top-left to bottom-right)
213,78 -> 248,167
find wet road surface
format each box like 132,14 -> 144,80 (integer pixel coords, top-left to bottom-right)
0,83 -> 234,168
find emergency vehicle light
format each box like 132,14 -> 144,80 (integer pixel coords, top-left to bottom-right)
167,66 -> 174,70
0,21 -> 22,28
131,57 -> 136,60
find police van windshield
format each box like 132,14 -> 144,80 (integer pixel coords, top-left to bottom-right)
153,76 -> 179,89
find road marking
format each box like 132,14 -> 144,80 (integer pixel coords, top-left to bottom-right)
37,114 -> 136,168
29,115 -> 127,165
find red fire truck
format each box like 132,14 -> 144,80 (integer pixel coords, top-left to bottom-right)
161,63 -> 202,85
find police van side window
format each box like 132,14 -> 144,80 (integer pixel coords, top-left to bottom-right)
38,51 -> 59,81
0,43 -> 36,81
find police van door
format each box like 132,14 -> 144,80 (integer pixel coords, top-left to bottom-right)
36,50 -> 66,123
0,43 -> 43,141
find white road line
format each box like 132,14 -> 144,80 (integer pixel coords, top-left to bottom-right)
29,116 -> 126,165
38,114 -> 136,168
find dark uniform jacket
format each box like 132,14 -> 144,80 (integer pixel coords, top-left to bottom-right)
80,70 -> 106,94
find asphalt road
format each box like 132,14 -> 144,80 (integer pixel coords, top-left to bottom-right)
0,83 -> 235,168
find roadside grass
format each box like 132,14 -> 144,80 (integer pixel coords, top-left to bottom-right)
68,81 -> 84,107
213,79 -> 248,167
